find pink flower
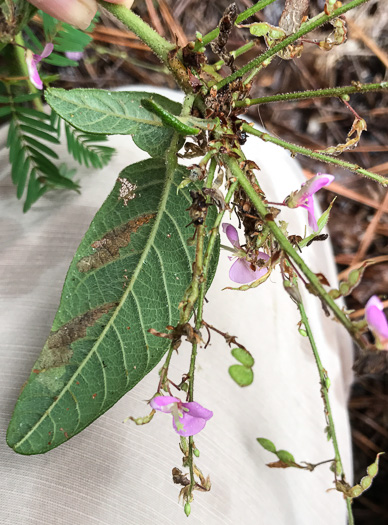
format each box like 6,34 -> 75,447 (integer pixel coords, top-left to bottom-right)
285,173 -> 335,231
27,0 -> 134,30
65,51 -> 84,61
150,395 -> 213,437
25,43 -> 54,90
222,223 -> 269,284
365,296 -> 388,351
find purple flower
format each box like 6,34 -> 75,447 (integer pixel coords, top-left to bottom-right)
26,43 -> 54,90
365,296 -> 388,351
65,51 -> 84,61
285,173 -> 335,231
222,223 -> 269,284
150,395 -> 213,437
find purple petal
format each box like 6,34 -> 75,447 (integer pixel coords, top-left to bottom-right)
182,401 -> 213,420
173,412 -> 207,437
298,195 -> 318,231
40,43 -> 54,59
222,223 -> 240,248
257,251 -> 270,263
229,258 -> 268,284
365,296 -> 388,340
26,50 -> 42,90
303,174 -> 335,196
65,51 -> 84,61
150,395 -> 179,413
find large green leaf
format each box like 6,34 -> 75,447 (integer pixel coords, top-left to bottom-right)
45,89 -> 183,157
7,158 -> 219,455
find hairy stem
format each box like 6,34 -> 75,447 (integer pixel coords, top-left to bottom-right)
216,0 -> 371,90
213,41 -> 257,71
242,123 -> 388,186
222,154 -> 367,350
97,1 -> 174,62
235,81 -> 388,107
97,1 -> 194,90
298,300 -> 353,524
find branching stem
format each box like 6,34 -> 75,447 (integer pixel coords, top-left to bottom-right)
222,154 -> 367,350
216,0 -> 371,90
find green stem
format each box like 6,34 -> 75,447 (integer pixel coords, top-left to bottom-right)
297,300 -> 353,525
216,0 -> 371,90
97,1 -> 174,62
13,33 -> 43,112
213,40 -> 257,71
187,172 -> 238,498
193,0 -> 277,51
236,0 -> 277,24
242,123 -> 388,186
205,157 -> 217,189
188,226 -> 205,400
346,498 -> 355,525
157,96 -> 195,390
298,301 -> 343,472
222,154 -> 367,350
235,81 -> 388,107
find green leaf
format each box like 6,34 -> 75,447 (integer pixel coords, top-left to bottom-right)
12,93 -> 42,103
20,124 -> 60,144
231,347 -> 254,367
18,113 -> 59,133
23,167 -> 41,212
7,158 -> 219,454
64,123 -> 115,169
228,364 -> 254,387
45,89 -> 183,157
0,106 -> 12,118
16,157 -> 30,199
44,53 -> 78,67
276,450 -> 295,463
15,107 -> 51,120
257,438 -> 277,453
24,136 -> 59,159
299,198 -> 336,249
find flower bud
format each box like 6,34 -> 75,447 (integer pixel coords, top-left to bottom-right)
184,502 -> 191,517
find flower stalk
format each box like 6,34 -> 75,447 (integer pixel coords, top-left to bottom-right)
222,153 -> 367,350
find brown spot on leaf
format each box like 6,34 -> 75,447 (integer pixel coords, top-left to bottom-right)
76,213 -> 155,273
35,302 -> 118,370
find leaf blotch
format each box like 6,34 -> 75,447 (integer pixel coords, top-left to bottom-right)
76,213 -> 156,273
35,302 -> 118,370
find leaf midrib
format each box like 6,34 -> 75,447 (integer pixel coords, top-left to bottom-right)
47,90 -> 166,130
13,147 -> 178,450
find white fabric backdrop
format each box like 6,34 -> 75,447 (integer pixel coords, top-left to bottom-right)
0,87 -> 353,524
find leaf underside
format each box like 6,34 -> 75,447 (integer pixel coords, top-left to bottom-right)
45,89 -> 183,157
7,158 -> 219,455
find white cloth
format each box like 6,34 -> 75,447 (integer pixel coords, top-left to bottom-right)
0,87 -> 353,524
